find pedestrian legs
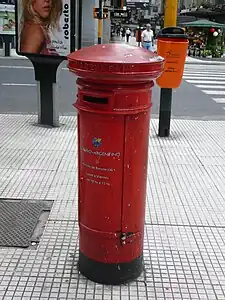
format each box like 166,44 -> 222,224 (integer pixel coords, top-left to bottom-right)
143,42 -> 153,51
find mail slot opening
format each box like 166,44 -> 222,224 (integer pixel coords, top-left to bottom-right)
83,95 -> 108,104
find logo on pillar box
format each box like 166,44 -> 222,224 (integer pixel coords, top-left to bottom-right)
92,137 -> 102,147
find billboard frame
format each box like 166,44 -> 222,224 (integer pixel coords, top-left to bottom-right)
15,0 -> 76,59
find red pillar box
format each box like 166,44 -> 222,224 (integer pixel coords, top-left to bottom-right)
68,44 -> 164,285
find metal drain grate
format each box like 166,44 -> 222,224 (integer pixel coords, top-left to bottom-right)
0,200 -> 50,248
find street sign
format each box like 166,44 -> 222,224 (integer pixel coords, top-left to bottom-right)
127,0 -> 148,2
111,10 -> 128,18
93,7 -> 109,19
127,1 -> 149,10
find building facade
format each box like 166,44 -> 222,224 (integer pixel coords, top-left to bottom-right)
82,0 -> 111,48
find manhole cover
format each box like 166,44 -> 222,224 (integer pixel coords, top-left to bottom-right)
0,200 -> 51,248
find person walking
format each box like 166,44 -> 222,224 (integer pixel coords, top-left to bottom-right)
116,27 -> 120,37
121,27 -> 126,40
141,24 -> 154,51
126,28 -> 131,43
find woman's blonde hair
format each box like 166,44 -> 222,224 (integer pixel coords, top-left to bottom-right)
20,0 -> 62,30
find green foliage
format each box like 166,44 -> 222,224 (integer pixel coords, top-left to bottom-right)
202,49 -> 212,57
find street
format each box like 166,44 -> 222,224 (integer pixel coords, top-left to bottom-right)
0,57 -> 225,119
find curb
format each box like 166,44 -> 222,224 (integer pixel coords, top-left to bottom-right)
0,56 -> 27,60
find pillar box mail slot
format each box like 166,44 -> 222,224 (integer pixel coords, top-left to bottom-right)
83,95 -> 108,104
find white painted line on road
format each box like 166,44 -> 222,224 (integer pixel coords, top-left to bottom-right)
184,66 -> 224,73
184,69 -> 225,73
0,65 -> 33,69
212,98 -> 225,103
185,66 -> 225,69
183,76 -> 225,80
2,83 -> 36,86
185,65 -> 225,68
202,90 -> 225,95
185,80 -> 225,84
0,65 -> 68,71
184,73 -> 225,76
196,85 -> 225,89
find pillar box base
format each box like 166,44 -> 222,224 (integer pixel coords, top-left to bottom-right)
79,251 -> 143,285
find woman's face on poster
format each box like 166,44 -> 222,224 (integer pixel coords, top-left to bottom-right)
32,0 -> 52,19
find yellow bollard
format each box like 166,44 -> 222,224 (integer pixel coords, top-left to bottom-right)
164,0 -> 178,27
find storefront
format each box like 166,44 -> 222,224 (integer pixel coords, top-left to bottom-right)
182,19 -> 225,58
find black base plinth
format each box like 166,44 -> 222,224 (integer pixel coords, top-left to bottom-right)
78,251 -> 143,285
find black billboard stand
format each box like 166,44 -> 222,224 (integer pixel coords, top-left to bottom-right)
15,0 -> 76,127
28,56 -> 64,127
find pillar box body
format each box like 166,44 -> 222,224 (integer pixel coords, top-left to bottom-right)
68,44 -> 164,285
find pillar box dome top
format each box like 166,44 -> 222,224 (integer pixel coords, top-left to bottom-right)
68,44 -> 164,83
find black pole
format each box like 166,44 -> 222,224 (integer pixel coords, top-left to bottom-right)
4,40 -> 10,56
98,0 -> 103,44
70,0 -> 76,52
78,0 -> 82,49
138,24 -> 141,47
2,35 -> 13,56
158,87 -> 172,137
29,57 -> 64,127
137,10 -> 141,47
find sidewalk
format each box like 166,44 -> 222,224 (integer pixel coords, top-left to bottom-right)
0,48 -> 26,59
0,114 -> 225,299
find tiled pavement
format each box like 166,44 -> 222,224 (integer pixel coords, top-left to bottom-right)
0,114 -> 225,299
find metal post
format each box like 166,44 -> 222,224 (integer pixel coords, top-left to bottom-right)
2,35 -> 13,57
158,88 -> 172,137
137,10 -> 141,47
29,57 -> 64,127
70,0 -> 76,51
164,0 -> 177,28
98,0 -> 104,44
158,0 -> 178,137
78,0 -> 82,49
4,41 -> 10,57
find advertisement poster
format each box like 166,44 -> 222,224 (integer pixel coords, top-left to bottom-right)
16,0 -> 71,57
0,4 -> 15,33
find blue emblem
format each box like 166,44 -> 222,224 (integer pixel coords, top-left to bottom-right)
92,137 -> 102,147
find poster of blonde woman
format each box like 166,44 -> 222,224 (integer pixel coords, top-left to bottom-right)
16,0 -> 71,56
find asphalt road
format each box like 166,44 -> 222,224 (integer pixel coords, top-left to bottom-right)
0,58 -> 225,120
